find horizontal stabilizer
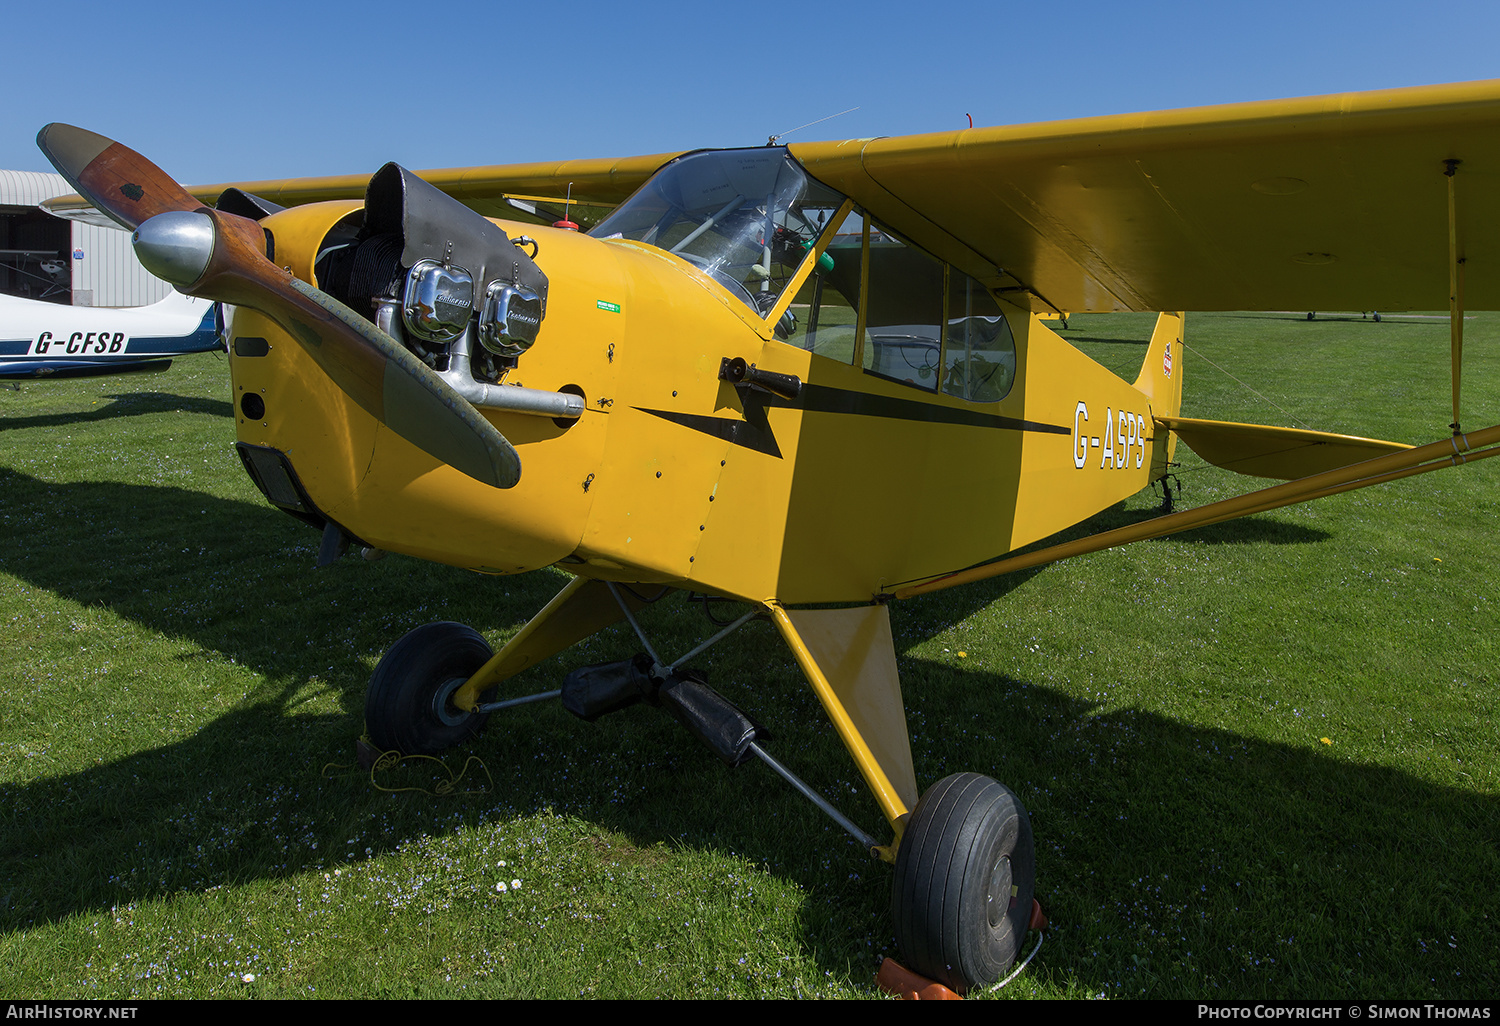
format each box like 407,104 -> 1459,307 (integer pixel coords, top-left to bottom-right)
1157,415 -> 1411,480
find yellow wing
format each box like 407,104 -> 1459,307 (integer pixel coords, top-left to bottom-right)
41,150 -> 682,230
790,79 -> 1500,313
40,80 -> 1500,314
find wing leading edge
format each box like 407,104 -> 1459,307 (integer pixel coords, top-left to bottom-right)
41,150 -> 683,229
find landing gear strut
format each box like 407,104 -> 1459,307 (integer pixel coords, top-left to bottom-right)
363,586 -> 1039,995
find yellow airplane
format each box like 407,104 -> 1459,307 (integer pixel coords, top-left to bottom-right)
35,78 -> 1500,994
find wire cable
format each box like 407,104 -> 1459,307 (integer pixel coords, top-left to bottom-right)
988,931 -> 1044,992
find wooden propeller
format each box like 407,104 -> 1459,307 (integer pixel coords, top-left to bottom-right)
37,124 -> 521,490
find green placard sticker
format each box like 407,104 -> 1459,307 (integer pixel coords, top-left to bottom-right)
597,300 -> 621,313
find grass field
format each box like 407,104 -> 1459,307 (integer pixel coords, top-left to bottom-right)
1,310 -> 1496,999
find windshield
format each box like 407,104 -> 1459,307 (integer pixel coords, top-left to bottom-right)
590,148 -> 846,318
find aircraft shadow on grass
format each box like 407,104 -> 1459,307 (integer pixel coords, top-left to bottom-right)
898,498 -> 1333,640
0,468 -> 1490,992
1067,335 -> 1154,347
0,392 -> 234,432
1223,313 -> 1430,326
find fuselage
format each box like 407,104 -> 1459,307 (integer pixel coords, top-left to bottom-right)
229,154 -> 1179,604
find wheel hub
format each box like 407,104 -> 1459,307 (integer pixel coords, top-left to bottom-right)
431,677 -> 472,727
987,854 -> 1013,929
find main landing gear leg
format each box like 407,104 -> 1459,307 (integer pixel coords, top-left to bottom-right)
364,575 -> 661,755
769,602 -> 1039,995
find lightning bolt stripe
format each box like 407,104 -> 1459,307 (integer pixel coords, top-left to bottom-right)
636,382 -> 1068,459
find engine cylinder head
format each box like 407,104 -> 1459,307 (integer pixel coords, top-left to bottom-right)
478,281 -> 542,357
402,259 -> 474,343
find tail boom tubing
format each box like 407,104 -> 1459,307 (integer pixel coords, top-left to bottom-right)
892,423 -> 1500,600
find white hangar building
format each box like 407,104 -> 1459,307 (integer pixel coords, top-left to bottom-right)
0,169 -> 173,308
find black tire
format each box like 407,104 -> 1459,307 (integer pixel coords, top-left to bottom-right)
891,773 -> 1035,994
364,622 -> 494,755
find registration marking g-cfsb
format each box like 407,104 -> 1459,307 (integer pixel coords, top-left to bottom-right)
33,331 -> 127,356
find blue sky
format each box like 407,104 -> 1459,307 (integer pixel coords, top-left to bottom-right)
4,0 -> 1499,185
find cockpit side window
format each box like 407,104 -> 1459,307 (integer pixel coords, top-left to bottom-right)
861,223 -> 945,391
590,148 -> 846,326
943,271 -> 1016,402
795,216 -> 1018,404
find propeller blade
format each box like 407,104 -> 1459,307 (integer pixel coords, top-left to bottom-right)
36,124 -> 202,231
38,125 -> 521,489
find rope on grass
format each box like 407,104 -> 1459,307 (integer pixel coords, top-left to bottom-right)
323,742 -> 494,797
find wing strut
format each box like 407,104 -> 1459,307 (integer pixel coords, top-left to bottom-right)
1447,158 -> 1465,435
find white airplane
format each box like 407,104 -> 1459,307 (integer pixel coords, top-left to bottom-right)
0,289 -> 221,379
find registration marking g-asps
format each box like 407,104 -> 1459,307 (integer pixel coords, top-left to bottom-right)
1074,400 -> 1147,471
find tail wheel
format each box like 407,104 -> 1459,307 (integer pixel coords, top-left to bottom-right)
891,773 -> 1035,994
365,622 -> 494,755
